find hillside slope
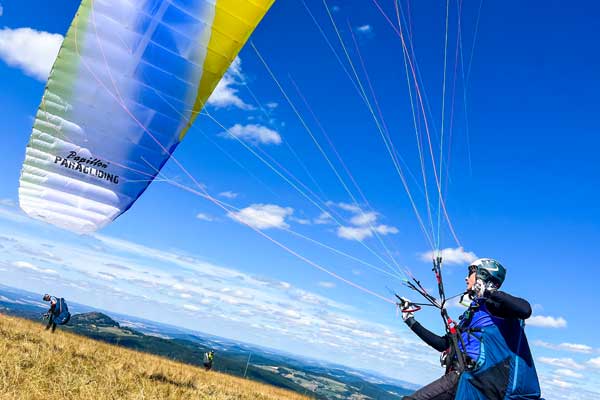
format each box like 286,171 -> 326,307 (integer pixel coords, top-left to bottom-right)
0,314 -> 310,400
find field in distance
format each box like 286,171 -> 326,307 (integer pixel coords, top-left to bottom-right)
0,314 -> 311,400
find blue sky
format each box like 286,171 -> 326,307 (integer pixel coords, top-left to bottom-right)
1,0 -> 600,397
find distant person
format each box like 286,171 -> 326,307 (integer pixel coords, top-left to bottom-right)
42,294 -> 71,333
399,259 -> 541,400
203,351 -> 215,371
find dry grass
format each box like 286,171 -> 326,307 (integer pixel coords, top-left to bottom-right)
0,314 -> 311,400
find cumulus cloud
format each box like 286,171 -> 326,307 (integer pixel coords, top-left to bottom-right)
539,357 -> 584,370
0,27 -> 63,81
207,57 -> 252,110
588,357 -> 600,369
227,204 -> 293,230
350,211 -> 377,226
419,247 -> 477,265
336,224 -> 397,240
337,226 -> 373,241
221,123 -> 282,145
331,202 -> 398,242
534,340 -> 593,354
528,315 -> 567,328
374,225 -> 399,235
218,191 -> 238,199
195,213 -> 214,222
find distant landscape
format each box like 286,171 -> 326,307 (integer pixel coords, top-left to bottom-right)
0,313 -> 310,400
0,285 -> 417,399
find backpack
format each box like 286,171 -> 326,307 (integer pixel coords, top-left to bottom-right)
53,298 -> 71,325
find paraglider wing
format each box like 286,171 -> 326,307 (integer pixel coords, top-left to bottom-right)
19,0 -> 274,234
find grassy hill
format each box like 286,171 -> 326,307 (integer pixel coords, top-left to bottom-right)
0,314 -> 311,400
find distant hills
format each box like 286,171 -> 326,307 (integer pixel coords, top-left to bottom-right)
0,313 -> 308,400
0,284 -> 417,399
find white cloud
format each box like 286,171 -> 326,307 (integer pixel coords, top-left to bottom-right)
332,202 -> 398,242
357,25 -> 372,33
12,261 -> 34,269
336,202 -> 362,213
183,304 -> 201,312
419,247 -> 477,265
12,260 -> 58,275
318,281 -> 336,289
588,357 -> 600,369
290,217 -> 311,225
0,198 -> 15,207
207,57 -> 252,110
221,123 -> 282,145
540,374 -> 600,400
337,226 -> 373,241
554,369 -> 584,379
549,378 -> 573,389
534,340 -> 593,354
0,27 -> 63,81
195,213 -> 214,222
539,357 -> 584,370
266,102 -> 278,109
350,211 -> 378,226
314,211 -> 333,225
227,204 -> 293,230
218,191 -> 238,199
374,225 -> 399,235
337,223 -> 397,240
528,315 -> 567,328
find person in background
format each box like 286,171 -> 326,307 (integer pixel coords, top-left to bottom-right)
42,294 -> 70,333
203,350 -> 215,371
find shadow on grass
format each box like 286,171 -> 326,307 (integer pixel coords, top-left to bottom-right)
146,372 -> 197,389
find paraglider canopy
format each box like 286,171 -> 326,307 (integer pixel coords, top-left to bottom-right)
19,0 -> 275,233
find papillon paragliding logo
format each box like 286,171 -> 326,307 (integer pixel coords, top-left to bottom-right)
53,150 -> 120,185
